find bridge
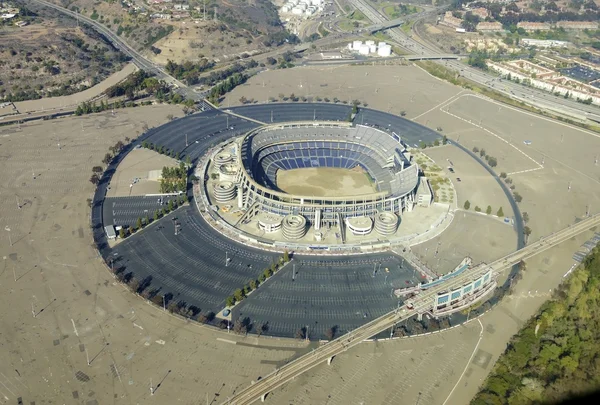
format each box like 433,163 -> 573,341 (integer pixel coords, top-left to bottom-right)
363,16 -> 413,33
402,54 -> 461,61
221,213 -> 600,404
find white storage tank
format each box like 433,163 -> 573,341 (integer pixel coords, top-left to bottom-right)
378,44 -> 392,57
289,0 -> 299,5
311,0 -> 322,5
365,40 -> 375,46
306,7 -> 315,15
352,40 -> 362,50
281,5 -> 290,12
291,6 -> 303,14
369,44 -> 377,53
359,44 -> 370,55
347,42 -> 353,49
378,41 -> 387,47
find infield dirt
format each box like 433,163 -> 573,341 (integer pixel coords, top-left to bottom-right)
276,167 -> 377,197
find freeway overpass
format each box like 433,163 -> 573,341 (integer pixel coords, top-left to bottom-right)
403,54 -> 461,61
222,213 -> 600,404
363,11 -> 433,33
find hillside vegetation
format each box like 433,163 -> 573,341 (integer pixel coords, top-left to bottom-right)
472,243 -> 600,404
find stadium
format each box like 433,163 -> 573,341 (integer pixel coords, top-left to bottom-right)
200,121 -> 432,247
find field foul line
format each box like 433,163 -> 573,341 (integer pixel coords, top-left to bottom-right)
411,90 -> 468,121
441,96 -> 543,172
506,167 -> 543,176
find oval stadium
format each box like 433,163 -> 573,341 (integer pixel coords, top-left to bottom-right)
95,103 -> 452,338
200,121 -> 432,248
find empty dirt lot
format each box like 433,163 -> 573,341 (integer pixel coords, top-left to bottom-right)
424,144 -> 513,219
223,64 -> 462,120
276,167 -> 376,197
418,92 -> 600,242
106,148 -> 180,197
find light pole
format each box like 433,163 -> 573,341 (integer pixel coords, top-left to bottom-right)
5,226 -> 12,247
162,295 -> 166,311
225,251 -> 229,267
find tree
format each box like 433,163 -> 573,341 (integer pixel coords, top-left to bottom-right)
433,139 -> 440,146
233,288 -> 244,302
89,173 -> 100,185
488,157 -> 498,167
119,227 -> 126,239
500,172 -> 507,178
233,318 -> 247,335
154,210 -> 160,221
295,327 -> 306,340
92,166 -> 103,173
283,250 -> 290,262
442,135 -> 448,145
486,205 -> 492,215
524,226 -> 532,240
256,322 -> 266,337
497,207 -> 504,217
464,200 -> 471,210
249,279 -> 258,290
522,212 -> 530,223
167,199 -> 174,212
226,296 -> 235,307
102,153 -> 112,165
513,192 -> 523,203
480,149 -> 486,158
475,206 -> 482,212
145,214 -> 151,225
136,217 -> 143,230
185,155 -> 192,166
325,326 -> 337,341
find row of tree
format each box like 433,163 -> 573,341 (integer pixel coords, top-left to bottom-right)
90,139 -> 129,186
472,147 -> 498,168
472,146 -> 534,242
225,251 -> 291,307
464,201 -> 505,217
75,99 -> 152,116
207,72 -> 248,105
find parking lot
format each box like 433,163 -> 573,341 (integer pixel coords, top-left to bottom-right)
103,195 -> 182,228
234,254 -> 420,338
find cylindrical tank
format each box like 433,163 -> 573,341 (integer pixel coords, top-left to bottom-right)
359,44 -> 370,55
378,45 -> 392,57
352,40 -> 362,50
369,44 -> 377,54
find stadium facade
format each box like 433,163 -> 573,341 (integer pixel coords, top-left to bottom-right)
202,122 -> 427,241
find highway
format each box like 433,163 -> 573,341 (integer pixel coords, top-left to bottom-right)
348,0 -> 600,119
30,0 -> 198,98
223,213 -> 600,404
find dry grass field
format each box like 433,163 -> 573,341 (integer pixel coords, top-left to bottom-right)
276,167 -> 376,197
222,64 -> 462,119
